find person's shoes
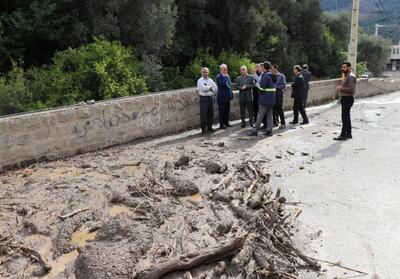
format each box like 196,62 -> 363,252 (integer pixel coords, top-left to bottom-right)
264,131 -> 273,137
289,121 -> 298,125
219,125 -> 227,130
250,123 -> 254,128
300,120 -> 309,125
346,134 -> 353,139
201,130 -> 208,135
248,130 -> 258,137
241,123 -> 246,128
273,123 -> 279,128
279,124 -> 286,129
226,123 -> 234,128
261,124 -> 267,130
334,135 -> 347,141
208,128 -> 216,133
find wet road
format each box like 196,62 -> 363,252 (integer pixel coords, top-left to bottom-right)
149,91 -> 400,278
255,92 -> 400,279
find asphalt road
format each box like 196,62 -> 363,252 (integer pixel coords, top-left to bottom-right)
257,92 -> 400,279
150,91 -> 400,278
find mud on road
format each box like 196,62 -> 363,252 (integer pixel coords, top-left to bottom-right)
0,126 -> 322,279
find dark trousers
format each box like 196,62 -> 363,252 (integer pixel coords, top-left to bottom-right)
341,96 -> 354,136
293,98 -> 308,122
240,101 -> 254,125
274,90 -> 285,125
253,89 -> 266,126
218,101 -> 230,127
200,96 -> 214,132
303,90 -> 309,108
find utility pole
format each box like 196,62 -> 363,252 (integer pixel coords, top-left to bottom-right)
348,0 -> 360,73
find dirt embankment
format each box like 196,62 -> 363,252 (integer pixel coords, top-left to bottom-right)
0,135 -> 320,279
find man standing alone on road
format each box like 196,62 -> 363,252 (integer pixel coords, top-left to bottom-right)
334,62 -> 357,141
216,64 -> 234,129
272,64 -> 287,129
236,66 -> 255,128
197,67 -> 217,134
290,65 -> 309,125
301,64 -> 312,108
248,61 -> 276,137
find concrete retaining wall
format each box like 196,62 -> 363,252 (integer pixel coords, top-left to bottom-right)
1,78 -> 400,169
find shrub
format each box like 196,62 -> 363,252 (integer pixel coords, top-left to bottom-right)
0,64 -> 32,116
29,38 -> 148,108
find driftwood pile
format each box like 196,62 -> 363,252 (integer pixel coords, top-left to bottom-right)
134,159 -> 321,279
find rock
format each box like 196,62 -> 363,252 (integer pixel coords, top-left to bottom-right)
175,155 -> 190,168
275,155 -> 282,159
206,162 -> 221,174
299,166 -> 305,170
79,163 -> 93,169
301,151 -> 310,156
183,272 -> 193,279
217,142 -> 225,147
278,197 -> 286,204
287,149 -> 295,156
17,207 -> 28,216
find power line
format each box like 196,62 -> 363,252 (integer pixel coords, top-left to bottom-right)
376,0 -> 390,17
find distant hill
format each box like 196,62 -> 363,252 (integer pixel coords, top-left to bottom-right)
322,0 -> 400,43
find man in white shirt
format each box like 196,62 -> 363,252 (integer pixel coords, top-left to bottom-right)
197,67 -> 217,134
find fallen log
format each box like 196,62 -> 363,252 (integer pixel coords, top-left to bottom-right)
134,234 -> 247,279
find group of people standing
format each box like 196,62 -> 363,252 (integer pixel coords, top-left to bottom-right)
197,61 -> 356,141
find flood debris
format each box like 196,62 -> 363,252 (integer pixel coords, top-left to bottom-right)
0,140 -> 323,279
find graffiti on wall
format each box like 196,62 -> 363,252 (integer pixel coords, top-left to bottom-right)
72,92 -> 199,139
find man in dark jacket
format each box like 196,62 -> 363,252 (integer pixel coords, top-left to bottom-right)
248,61 -> 276,137
272,64 -> 287,129
334,61 -> 357,141
301,64 -> 312,108
290,65 -> 309,125
236,66 -> 255,128
216,64 -> 234,129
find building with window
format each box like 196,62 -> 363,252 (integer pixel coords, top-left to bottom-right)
388,43 -> 400,71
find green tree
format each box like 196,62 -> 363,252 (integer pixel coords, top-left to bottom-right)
358,35 -> 390,77
28,39 -> 148,109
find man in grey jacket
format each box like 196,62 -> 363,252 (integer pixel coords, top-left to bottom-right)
236,66 -> 255,128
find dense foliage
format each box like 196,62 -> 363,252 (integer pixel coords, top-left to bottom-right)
0,39 -> 147,115
0,0 -> 392,115
358,35 -> 391,77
